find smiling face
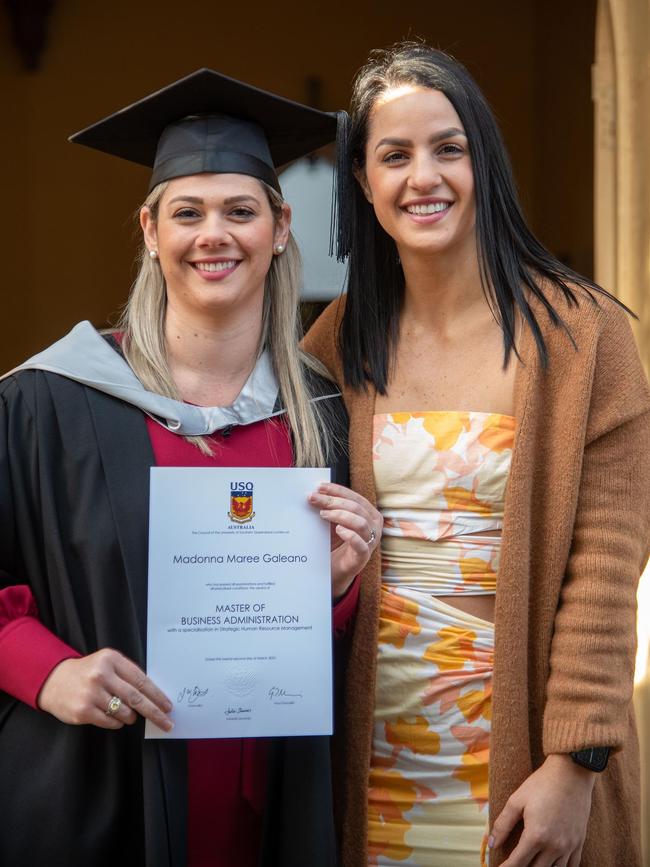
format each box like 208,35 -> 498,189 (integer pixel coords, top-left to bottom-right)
359,86 -> 476,263
140,173 -> 289,320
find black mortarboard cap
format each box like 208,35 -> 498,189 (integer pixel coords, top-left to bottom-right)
69,68 -> 341,194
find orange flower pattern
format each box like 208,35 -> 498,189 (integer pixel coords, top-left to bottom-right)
368,411 -> 514,866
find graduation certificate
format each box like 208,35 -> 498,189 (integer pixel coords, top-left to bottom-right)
145,466 -> 332,739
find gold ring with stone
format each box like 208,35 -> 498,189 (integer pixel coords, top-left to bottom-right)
105,695 -> 122,716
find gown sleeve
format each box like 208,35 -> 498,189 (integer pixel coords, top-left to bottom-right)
0,381 -> 81,710
0,587 -> 80,709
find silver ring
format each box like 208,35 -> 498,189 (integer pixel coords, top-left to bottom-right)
105,695 -> 122,717
366,528 -> 377,546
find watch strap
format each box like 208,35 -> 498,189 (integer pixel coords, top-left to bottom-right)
569,746 -> 610,772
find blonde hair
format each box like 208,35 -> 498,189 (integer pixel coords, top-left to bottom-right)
116,179 -> 331,465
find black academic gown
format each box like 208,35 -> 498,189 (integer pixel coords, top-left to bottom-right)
0,367 -> 348,867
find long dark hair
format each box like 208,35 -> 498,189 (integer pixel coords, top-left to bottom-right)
334,42 -> 625,393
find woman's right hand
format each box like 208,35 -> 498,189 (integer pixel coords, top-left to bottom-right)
37,648 -> 174,732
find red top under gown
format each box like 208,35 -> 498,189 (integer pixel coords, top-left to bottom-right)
0,415 -> 359,867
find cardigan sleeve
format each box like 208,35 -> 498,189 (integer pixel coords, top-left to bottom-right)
543,304 -> 650,754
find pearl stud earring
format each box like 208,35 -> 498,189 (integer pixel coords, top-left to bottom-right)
274,244 -> 285,254
149,249 -> 158,260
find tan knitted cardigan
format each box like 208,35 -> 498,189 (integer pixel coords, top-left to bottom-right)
304,289 -> 650,867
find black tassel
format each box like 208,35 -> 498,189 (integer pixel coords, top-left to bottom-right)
329,110 -> 353,262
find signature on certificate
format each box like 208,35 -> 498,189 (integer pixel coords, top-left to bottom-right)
268,686 -> 303,701
225,706 -> 252,717
177,686 -> 209,706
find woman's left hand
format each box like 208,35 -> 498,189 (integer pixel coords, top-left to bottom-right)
309,482 -> 382,599
489,753 -> 596,866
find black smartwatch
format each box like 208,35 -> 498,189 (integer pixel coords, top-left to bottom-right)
570,746 -> 610,772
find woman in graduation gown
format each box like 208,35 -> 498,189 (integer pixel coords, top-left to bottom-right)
0,70 -> 381,867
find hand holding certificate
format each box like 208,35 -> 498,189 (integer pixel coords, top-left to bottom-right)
146,467 -> 332,739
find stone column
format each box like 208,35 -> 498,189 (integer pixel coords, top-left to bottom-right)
594,2 -> 650,861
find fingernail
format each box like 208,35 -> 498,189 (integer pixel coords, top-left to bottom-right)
164,719 -> 174,732
163,700 -> 173,713
320,510 -> 327,517
488,836 -> 495,849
